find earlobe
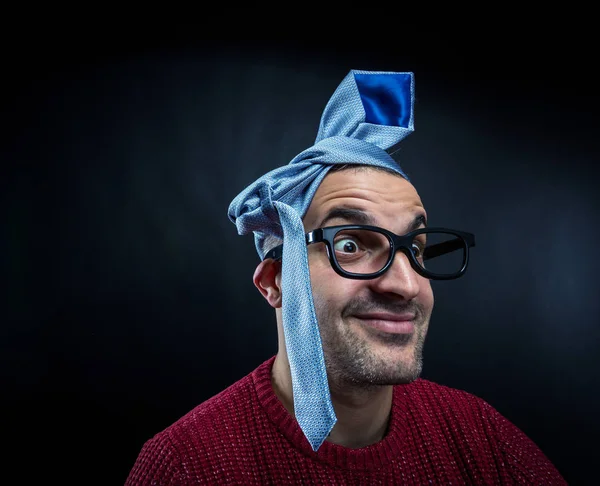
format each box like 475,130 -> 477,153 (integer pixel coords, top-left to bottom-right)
253,259 -> 282,308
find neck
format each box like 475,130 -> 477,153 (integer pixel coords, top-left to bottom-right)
271,353 -> 393,449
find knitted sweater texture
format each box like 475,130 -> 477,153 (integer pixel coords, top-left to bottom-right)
125,357 -> 566,485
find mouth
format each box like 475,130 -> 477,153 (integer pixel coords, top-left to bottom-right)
352,312 -> 416,335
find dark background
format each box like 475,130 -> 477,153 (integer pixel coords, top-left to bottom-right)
3,32 -> 599,485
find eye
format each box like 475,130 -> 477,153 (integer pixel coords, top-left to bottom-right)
411,242 -> 424,258
334,238 -> 359,254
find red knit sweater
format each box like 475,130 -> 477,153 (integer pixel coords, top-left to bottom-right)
125,357 -> 566,485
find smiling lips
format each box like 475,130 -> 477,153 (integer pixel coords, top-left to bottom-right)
353,312 -> 416,334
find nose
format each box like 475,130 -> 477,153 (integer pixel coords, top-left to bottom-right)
368,249 -> 421,300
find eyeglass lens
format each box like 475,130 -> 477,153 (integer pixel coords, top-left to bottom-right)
332,228 -> 466,276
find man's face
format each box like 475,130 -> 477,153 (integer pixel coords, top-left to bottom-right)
303,167 -> 434,389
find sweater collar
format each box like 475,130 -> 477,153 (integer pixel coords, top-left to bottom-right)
252,356 -> 414,469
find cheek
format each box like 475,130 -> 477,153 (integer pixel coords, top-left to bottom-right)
307,246 -> 336,287
419,278 -> 435,310
308,255 -> 360,306
311,273 -> 356,303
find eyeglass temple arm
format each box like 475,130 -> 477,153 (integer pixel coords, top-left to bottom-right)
423,238 -> 471,260
263,232 -> 316,261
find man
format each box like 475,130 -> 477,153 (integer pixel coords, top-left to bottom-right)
125,70 -> 566,484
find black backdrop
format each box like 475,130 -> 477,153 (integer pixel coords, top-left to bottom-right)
3,36 -> 599,485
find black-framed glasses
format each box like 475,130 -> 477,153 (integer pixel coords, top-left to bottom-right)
264,225 -> 476,280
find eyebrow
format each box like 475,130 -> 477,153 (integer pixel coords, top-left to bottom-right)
317,207 -> 427,233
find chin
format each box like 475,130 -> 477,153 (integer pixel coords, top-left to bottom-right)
373,349 -> 423,384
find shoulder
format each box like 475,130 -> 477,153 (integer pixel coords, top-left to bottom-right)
164,364 -> 260,445
398,378 -> 567,483
402,377 -> 488,410
404,378 -> 527,431
396,377 -> 507,436
126,361 -> 269,484
149,356 -> 278,451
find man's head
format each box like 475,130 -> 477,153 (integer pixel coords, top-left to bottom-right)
230,70 -> 426,449
254,165 -> 434,390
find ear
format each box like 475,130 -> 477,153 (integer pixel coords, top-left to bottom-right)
253,258 -> 282,308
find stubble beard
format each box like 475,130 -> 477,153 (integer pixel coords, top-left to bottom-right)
315,294 -> 429,391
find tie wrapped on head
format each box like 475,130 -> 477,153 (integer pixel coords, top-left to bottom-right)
228,70 -> 415,451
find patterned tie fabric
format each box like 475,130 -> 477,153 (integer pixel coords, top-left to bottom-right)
228,70 -> 415,451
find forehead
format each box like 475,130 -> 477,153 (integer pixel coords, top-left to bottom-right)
303,167 -> 426,231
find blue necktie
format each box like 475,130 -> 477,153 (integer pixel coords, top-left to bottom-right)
228,70 -> 415,451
